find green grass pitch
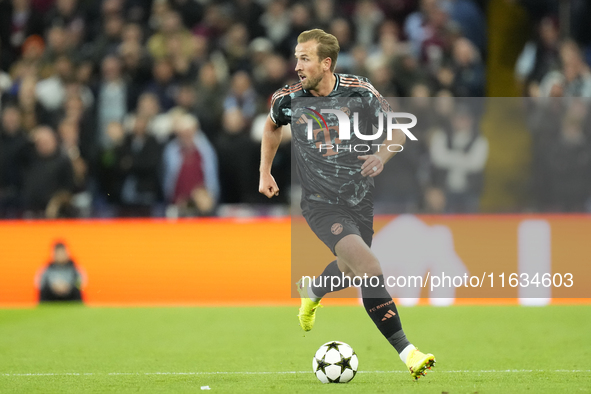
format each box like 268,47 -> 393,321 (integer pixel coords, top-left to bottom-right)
1,304 -> 590,393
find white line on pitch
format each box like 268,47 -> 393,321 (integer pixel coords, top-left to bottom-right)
2,369 -> 590,377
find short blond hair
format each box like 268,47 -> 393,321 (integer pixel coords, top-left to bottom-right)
298,29 -> 340,72
175,113 -> 200,131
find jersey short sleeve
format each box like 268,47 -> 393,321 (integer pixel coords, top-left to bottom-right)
270,83 -> 302,127
359,78 -> 392,129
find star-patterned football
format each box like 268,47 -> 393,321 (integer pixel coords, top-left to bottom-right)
312,341 -> 358,383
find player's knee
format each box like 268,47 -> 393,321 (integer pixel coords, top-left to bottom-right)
341,268 -> 355,278
350,260 -> 382,278
337,261 -> 365,278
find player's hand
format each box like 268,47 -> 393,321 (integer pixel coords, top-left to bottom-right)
259,172 -> 280,198
358,155 -> 383,178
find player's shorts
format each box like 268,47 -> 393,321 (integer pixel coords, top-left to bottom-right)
301,191 -> 374,256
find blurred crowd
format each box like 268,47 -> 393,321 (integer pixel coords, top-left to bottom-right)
0,0 -> 588,219
514,0 -> 591,213
526,97 -> 591,213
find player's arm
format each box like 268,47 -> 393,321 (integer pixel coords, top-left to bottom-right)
359,127 -> 406,177
259,115 -> 282,197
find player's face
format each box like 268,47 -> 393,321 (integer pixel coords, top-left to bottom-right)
295,41 -> 326,91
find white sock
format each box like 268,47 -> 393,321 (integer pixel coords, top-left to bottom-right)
399,344 -> 416,363
307,286 -> 322,302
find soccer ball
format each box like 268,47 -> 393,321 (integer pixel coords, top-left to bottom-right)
312,341 -> 358,383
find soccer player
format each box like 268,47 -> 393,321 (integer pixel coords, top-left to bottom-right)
259,29 -> 435,380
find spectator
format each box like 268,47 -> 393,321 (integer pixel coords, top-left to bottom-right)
162,113 -> 219,217
368,62 -> 399,97
10,34 -> 45,76
39,25 -> 74,70
147,7 -> 201,79
57,90 -> 96,161
192,3 -> 231,46
525,95 -> 565,210
169,0 -> 204,30
0,0 -> 45,69
545,115 -> 591,212
419,5 -> 453,74
0,38 -> 14,77
570,0 -> 591,50
83,0 -> 116,44
277,3 -> 312,58
429,104 -> 489,213
537,40 -> 591,98
260,1 -> 290,49
95,121 -> 126,215
172,84 -> 202,136
74,59 -> 95,88
121,22 -> 144,46
122,0 -> 152,25
220,23 -> 251,75
560,40 -> 591,98
124,91 -> 172,144
144,59 -> 179,112
57,118 -> 87,193
98,0 -> 124,20
538,103 -> 591,211
35,55 -> 74,112
353,0 -> 384,47
96,55 -> 128,148
253,54 -> 289,104
250,37 -> 275,91
404,0 -> 439,58
223,71 -> 258,123
147,10 -> 195,61
16,74 -> 51,131
62,78 -> 94,110
392,52 -> 432,97
118,40 -> 153,99
194,62 -> 225,142
349,44 -> 371,78
378,0 -> 417,29
38,242 -> 84,303
43,0 -> 86,50
515,0 -> 557,25
188,34 -> 209,72
537,70 -> 565,98
366,21 -> 404,75
515,17 -> 561,95
0,105 -> 28,217
329,18 -> 355,73
215,108 -> 257,204
313,0 -> 337,31
232,0 -> 265,40
446,0 -> 487,56
118,114 -> 162,217
166,33 -> 200,82
85,12 -> 125,64
148,0 -> 172,33
449,37 -> 485,97
22,126 -> 75,217
375,91 -> 431,214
